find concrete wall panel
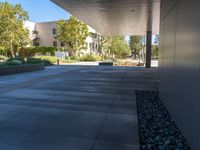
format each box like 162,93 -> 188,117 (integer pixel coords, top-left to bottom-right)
159,8 -> 176,114
159,0 -> 200,149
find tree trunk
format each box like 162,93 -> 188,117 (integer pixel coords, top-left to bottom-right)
10,41 -> 15,58
134,49 -> 137,59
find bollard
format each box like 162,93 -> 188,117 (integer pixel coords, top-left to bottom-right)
57,59 -> 60,66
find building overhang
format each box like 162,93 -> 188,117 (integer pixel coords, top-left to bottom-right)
51,0 -> 160,36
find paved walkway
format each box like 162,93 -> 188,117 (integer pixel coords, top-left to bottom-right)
0,66 -> 158,150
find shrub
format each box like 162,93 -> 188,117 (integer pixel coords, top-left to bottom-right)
7,57 -> 44,64
69,55 -> 78,61
79,54 -> 102,62
7,57 -> 25,63
27,58 -> 43,64
19,47 -> 34,57
33,46 -> 57,55
19,46 -> 57,57
0,64 -> 6,68
5,60 -> 22,66
34,56 -> 57,66
0,47 -> 6,56
114,59 -> 143,66
0,55 -> 8,61
34,56 -> 67,66
65,59 -> 77,63
3,55 -> 79,67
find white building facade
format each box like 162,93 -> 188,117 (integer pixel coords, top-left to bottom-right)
24,21 -> 100,54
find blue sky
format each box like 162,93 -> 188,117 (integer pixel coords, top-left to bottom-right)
0,0 -> 71,22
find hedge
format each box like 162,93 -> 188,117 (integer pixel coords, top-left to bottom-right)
34,56 -> 67,66
79,54 -> 102,62
19,46 -> 57,57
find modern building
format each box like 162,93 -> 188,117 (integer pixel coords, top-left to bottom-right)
51,0 -> 200,149
24,20 -> 100,54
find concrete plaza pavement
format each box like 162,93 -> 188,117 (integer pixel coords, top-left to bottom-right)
0,65 -> 158,150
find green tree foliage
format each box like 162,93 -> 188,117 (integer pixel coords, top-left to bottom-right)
99,35 -> 112,54
152,35 -> 159,59
0,2 -> 30,57
129,36 -> 143,59
109,36 -> 131,59
152,45 -> 159,59
18,46 -> 57,57
97,35 -> 112,60
154,35 -> 159,45
56,16 -> 89,56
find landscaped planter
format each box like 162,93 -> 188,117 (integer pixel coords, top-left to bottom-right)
99,62 -> 113,66
136,90 -> 191,149
0,63 -> 45,76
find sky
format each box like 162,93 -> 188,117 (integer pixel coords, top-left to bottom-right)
0,0 -> 71,22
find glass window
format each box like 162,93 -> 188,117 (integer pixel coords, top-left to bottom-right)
53,28 -> 56,34
61,42 -> 65,47
33,42 -> 39,46
53,41 -> 57,47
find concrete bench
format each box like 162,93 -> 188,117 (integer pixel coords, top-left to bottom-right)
99,62 -> 113,66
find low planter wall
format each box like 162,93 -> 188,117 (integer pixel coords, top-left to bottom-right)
0,63 -> 45,76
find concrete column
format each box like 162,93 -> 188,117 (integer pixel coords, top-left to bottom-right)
146,31 -> 152,68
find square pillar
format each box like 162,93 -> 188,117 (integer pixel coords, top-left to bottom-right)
146,31 -> 152,68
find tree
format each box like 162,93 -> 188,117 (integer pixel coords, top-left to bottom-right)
97,35 -> 112,59
129,36 -> 143,59
154,35 -> 159,45
0,2 -> 30,57
152,45 -> 159,59
109,36 -> 131,59
55,16 -> 89,56
152,35 -> 159,59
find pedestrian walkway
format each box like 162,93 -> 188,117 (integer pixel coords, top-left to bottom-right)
0,66 -> 158,150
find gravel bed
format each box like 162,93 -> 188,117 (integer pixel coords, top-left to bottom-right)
136,90 -> 191,150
